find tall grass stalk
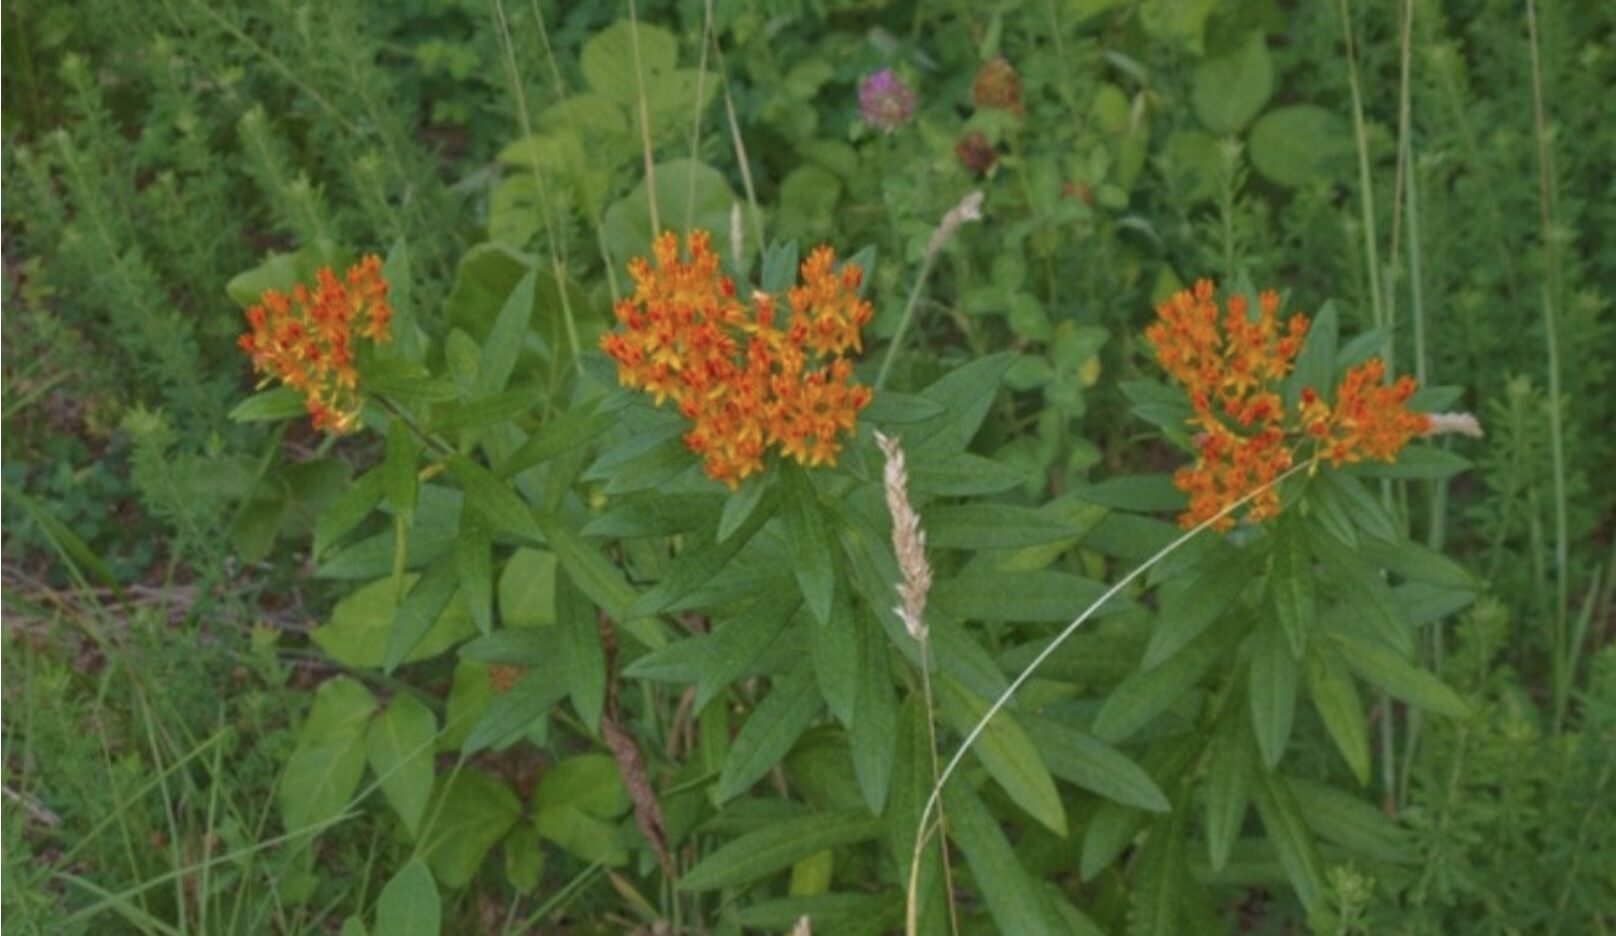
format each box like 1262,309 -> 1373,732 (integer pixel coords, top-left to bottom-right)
903,461 -> 1312,935
877,192 -> 983,390
877,432 -> 960,936
489,0 -> 583,373
627,0 -> 659,234
1524,0 -> 1572,733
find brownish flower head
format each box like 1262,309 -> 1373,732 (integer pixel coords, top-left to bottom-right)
1144,280 -> 1431,530
971,57 -> 1025,116
600,231 -> 874,489
237,255 -> 392,433
955,131 -> 997,175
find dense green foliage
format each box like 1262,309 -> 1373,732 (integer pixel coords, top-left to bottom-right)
4,1 -> 1612,934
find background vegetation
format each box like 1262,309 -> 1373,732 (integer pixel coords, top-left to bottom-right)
3,0 -> 1612,933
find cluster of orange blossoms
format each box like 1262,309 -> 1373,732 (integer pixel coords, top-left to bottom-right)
238,256 -> 392,433
1145,280 -> 1431,530
600,231 -> 874,488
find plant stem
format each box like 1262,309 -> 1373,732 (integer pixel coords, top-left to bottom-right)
877,253 -> 940,390
1525,0 -> 1572,733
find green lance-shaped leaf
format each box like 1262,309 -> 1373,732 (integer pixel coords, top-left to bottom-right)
1305,646 -> 1370,785
716,663 -> 822,802
781,466 -> 836,626
1248,619 -> 1299,769
678,810 -> 882,892
937,676 -> 1067,836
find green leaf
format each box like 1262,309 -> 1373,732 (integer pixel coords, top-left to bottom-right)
909,353 -> 1017,452
230,387 -> 307,424
476,268 -> 536,398
454,513 -> 492,635
504,829 -> 544,893
1306,646 -> 1370,785
448,453 -> 542,542
366,694 -> 437,837
534,752 -> 629,819
1329,634 -> 1470,718
385,559 -> 462,672
1080,738 -> 1200,879
811,588 -> 860,727
1192,32 -> 1273,133
932,570 -> 1113,623
938,677 -> 1067,836
580,20 -> 676,105
440,661 -> 496,751
1249,105 -> 1351,188
383,420 -> 419,516
695,590 -> 801,710
498,548 -> 557,628
1271,520 -> 1315,658
1286,302 -> 1339,407
926,504 -> 1087,550
431,387 -> 544,433
534,513 -> 637,622
1092,614 -> 1247,744
1360,537 -> 1478,591
495,400 -> 614,479
532,753 -> 630,865
583,492 -> 722,539
535,803 -> 627,866
1251,771 -> 1326,912
465,664 -> 568,753
718,474 -> 771,541
1022,715 -> 1169,812
907,451 -> 1025,497
1315,471 -> 1397,542
381,239 -> 422,362
861,391 -> 946,425
631,489 -> 775,616
375,858 -> 439,936
604,159 -> 757,271
423,770 -> 521,888
1075,475 -> 1186,512
557,570 -> 606,731
717,663 -> 822,802
1288,778 -> 1415,863
944,783 -> 1061,936
849,609 -> 897,814
279,677 -> 374,832
781,469 -> 836,626
1128,815 -> 1191,936
312,575 -> 475,670
1203,702 -> 1252,871
315,470 -> 384,559
678,810 -> 882,892
1144,544 -> 1255,669
459,629 -> 549,665
1248,621 -> 1298,769
1351,445 -> 1471,481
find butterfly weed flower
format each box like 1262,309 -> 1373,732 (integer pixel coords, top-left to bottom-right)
1145,279 -> 1432,530
601,231 -> 873,489
237,255 -> 392,433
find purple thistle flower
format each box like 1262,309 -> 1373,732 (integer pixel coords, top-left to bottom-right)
859,69 -> 916,133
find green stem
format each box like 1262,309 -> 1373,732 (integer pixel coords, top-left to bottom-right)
876,253 -> 941,390
1525,0 -> 1572,734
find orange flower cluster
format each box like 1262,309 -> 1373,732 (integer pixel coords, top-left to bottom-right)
238,256 -> 392,433
1145,280 -> 1430,530
601,231 -> 874,488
